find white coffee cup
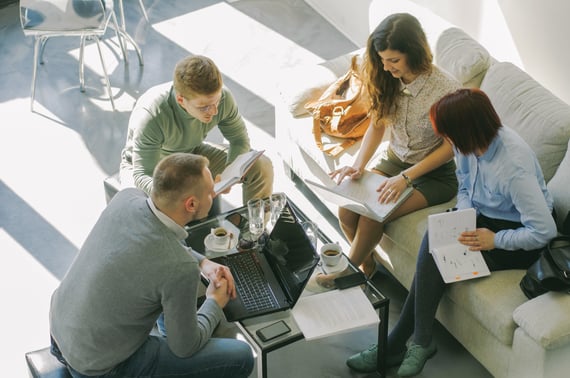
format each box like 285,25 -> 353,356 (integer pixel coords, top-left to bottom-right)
320,243 -> 343,266
211,227 -> 230,248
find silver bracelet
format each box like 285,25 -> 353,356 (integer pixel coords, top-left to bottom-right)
401,173 -> 413,187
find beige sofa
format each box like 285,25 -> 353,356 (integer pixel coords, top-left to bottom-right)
276,2 -> 570,377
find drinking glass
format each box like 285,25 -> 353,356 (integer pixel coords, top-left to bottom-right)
247,198 -> 265,243
270,192 -> 287,226
302,220 -> 318,249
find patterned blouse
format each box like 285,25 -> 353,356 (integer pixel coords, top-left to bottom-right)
387,65 -> 460,164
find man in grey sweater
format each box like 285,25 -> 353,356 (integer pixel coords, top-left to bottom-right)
49,153 -> 254,377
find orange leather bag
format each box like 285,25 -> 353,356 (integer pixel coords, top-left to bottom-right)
304,55 -> 371,157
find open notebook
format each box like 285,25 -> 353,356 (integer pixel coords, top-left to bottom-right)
428,208 -> 490,283
305,171 -> 414,222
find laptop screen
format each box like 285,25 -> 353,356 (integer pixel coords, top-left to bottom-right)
261,203 -> 320,306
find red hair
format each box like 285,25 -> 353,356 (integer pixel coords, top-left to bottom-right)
430,88 -> 501,154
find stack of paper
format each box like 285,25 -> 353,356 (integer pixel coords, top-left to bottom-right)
291,287 -> 379,341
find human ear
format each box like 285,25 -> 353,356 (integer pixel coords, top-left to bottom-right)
184,196 -> 197,213
175,93 -> 185,106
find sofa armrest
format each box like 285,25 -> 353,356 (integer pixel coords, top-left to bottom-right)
513,292 -> 570,349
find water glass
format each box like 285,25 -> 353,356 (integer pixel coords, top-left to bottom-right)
247,198 -> 265,242
270,192 -> 287,225
302,221 -> 318,249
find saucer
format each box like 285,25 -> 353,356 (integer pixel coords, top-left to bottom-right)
204,234 -> 238,253
321,256 -> 348,274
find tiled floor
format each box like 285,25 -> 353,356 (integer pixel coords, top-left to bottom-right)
0,1 -> 491,376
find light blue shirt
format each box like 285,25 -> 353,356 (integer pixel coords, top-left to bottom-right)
455,126 -> 557,251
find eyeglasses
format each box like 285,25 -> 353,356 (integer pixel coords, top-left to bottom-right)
192,96 -> 222,114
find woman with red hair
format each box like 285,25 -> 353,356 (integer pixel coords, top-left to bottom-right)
347,88 -> 557,376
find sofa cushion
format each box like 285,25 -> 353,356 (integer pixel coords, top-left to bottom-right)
546,138 -> 570,230
513,292 -> 570,349
446,270 -> 529,346
480,62 -> 570,182
435,27 -> 491,88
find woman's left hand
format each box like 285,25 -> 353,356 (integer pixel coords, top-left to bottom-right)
459,228 -> 495,251
377,174 -> 408,203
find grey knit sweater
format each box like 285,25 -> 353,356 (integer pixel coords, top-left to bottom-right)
50,188 -> 223,375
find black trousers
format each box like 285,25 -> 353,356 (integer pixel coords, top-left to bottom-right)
477,214 -> 542,271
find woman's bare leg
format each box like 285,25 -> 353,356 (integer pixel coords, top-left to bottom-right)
317,191 -> 428,287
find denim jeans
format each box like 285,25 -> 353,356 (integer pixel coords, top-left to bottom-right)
51,335 -> 254,378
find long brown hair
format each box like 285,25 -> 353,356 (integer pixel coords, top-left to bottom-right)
363,13 -> 433,122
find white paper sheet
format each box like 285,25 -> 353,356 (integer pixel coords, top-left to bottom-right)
291,287 -> 379,341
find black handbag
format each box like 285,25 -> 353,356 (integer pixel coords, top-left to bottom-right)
520,236 -> 570,299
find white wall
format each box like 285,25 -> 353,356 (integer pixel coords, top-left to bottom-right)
305,0 -> 570,105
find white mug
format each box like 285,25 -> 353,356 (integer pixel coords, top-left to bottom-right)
320,243 -> 342,266
211,227 -> 230,248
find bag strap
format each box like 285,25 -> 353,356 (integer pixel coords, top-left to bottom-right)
312,117 -> 358,157
546,236 -> 570,277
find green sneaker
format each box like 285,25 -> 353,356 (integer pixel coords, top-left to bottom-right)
346,345 -> 406,373
397,340 -> 437,377
346,344 -> 378,373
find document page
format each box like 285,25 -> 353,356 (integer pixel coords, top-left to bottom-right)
428,208 -> 490,283
214,150 -> 264,195
291,287 -> 379,341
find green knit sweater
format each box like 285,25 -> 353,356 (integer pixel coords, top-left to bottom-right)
121,82 -> 251,194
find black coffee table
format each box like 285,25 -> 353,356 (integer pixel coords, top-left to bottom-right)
185,197 -> 390,378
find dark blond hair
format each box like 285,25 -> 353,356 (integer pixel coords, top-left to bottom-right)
173,55 -> 222,99
152,153 -> 209,203
364,13 -> 433,121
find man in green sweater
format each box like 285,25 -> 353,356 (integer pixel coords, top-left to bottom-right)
50,153 -> 254,377
120,55 -> 273,205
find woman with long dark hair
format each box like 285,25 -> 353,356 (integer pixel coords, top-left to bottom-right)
318,13 -> 460,287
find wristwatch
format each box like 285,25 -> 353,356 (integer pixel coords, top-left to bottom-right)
401,172 -> 413,187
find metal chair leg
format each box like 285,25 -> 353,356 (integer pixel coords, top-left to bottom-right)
79,35 -> 86,92
138,0 -> 149,22
95,37 -> 116,111
115,0 -> 144,66
109,10 -> 129,64
38,36 -> 49,65
30,36 -> 41,111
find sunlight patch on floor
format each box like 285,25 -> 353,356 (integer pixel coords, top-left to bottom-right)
153,2 -> 328,105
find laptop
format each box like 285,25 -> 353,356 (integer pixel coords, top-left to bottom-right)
209,201 -> 320,322
305,170 -> 414,223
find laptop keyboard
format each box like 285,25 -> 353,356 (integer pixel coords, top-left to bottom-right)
224,252 -> 279,312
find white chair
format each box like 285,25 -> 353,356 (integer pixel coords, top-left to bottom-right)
137,0 -> 149,22
19,0 -> 127,111
115,0 -> 144,64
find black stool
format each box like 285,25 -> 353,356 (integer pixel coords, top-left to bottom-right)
103,172 -> 121,204
25,347 -> 71,378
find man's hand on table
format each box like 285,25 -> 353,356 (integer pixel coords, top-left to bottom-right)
200,259 -> 237,299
